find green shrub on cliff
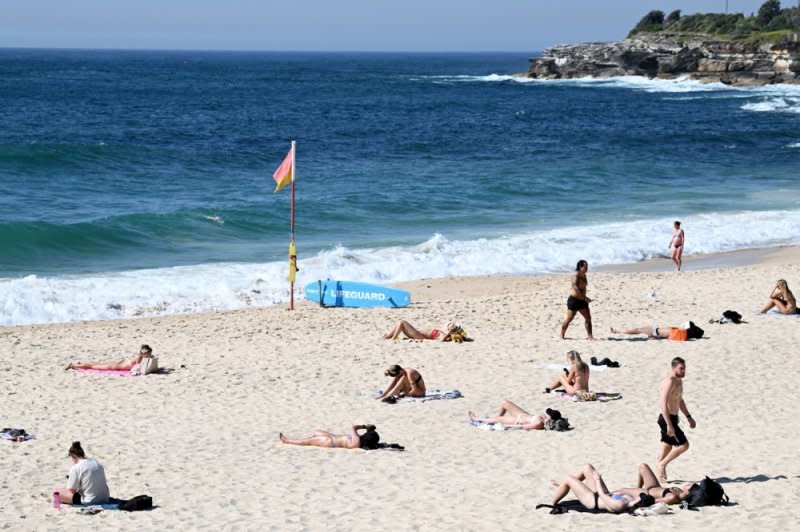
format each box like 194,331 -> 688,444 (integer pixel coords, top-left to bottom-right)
628,1 -> 799,41
628,10 -> 665,36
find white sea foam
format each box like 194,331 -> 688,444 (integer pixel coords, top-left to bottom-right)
789,142 -> 800,149
3,209 -> 800,326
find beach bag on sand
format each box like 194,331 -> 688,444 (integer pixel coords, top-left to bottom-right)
139,356 -> 159,375
686,321 -> 704,340
545,418 -> 570,431
118,494 -> 153,511
687,477 -> 728,507
722,310 -> 743,324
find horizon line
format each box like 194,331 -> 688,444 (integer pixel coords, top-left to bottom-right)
0,45 -> 546,55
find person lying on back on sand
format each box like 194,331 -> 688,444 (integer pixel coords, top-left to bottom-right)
64,344 -> 153,371
279,424 -> 380,450
382,320 -> 466,342
377,364 -> 425,400
541,463 -> 678,514
467,399 -> 562,431
759,279 -> 798,315
544,350 -> 590,394
635,463 -> 695,505
610,325 -> 690,341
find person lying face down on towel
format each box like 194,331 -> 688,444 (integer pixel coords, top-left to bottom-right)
467,399 -> 562,431
544,350 -> 590,394
377,364 -> 426,400
279,424 -> 380,450
610,324 -> 699,341
64,344 -> 154,371
381,320 -> 465,342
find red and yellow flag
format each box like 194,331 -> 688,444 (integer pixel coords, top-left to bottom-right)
272,147 -> 293,193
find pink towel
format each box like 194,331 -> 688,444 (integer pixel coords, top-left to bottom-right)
75,368 -> 133,376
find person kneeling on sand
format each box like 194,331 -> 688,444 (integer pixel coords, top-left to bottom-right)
377,364 -> 425,401
468,399 -> 564,431
55,441 -> 110,506
544,350 -> 590,395
279,424 -> 380,450
382,320 -> 466,342
540,463 -> 661,514
65,344 -> 154,371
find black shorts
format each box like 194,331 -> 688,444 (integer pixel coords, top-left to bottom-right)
658,414 -> 688,446
567,296 -> 588,311
73,492 -> 82,505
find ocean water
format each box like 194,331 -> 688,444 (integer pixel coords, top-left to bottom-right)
1,49 -> 799,326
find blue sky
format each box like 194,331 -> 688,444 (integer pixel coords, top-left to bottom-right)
3,1 -> 771,52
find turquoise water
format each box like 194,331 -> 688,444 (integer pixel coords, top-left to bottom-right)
1,49 -> 799,325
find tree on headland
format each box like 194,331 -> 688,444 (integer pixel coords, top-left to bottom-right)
628,10 -> 665,36
756,0 -> 781,27
627,1 -> 799,42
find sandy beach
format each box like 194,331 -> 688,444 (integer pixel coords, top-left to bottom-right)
2,248 -> 799,530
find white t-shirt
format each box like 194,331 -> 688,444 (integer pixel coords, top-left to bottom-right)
67,458 -> 110,504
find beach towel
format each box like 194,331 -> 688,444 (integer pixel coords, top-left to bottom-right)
759,309 -> 800,318
0,428 -> 34,441
467,419 -> 507,431
535,363 -> 607,372
396,389 -> 463,402
547,390 -> 622,402
75,367 -> 173,377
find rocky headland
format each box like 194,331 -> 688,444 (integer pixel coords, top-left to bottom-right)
526,33 -> 800,85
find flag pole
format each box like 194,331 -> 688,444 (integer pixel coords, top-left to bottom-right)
289,140 -> 297,310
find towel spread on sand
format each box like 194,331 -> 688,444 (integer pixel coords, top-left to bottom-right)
547,390 -> 623,402
535,363 -> 607,372
760,309 -> 800,317
467,419 -> 507,431
397,389 -> 463,402
75,368 -> 173,377
0,428 -> 35,441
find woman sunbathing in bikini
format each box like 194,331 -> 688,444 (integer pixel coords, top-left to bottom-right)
377,364 -> 425,401
544,463 -> 664,514
544,350 -> 590,394
467,399 -> 562,431
759,279 -> 798,315
381,320 -> 465,342
64,344 -> 153,371
279,424 -> 380,450
635,463 -> 696,505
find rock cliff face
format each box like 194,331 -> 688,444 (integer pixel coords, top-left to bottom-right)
526,34 -> 800,85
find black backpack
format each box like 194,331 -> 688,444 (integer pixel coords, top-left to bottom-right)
688,477 -> 728,507
686,321 -> 704,340
118,494 -> 153,511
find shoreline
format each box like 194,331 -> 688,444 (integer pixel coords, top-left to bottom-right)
3,245 -> 797,331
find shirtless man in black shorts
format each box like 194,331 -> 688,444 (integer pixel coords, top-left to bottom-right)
656,357 -> 696,482
560,259 -> 594,340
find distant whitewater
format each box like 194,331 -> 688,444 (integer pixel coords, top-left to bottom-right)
1,50 -> 798,326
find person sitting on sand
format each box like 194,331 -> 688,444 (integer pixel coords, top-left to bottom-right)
610,325 -> 694,341
545,350 -> 590,394
65,344 -> 154,371
542,463 -> 663,514
759,279 -> 798,315
377,364 -> 425,401
279,424 -> 380,450
55,441 -> 110,505
467,399 -> 562,431
382,320 -> 465,342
